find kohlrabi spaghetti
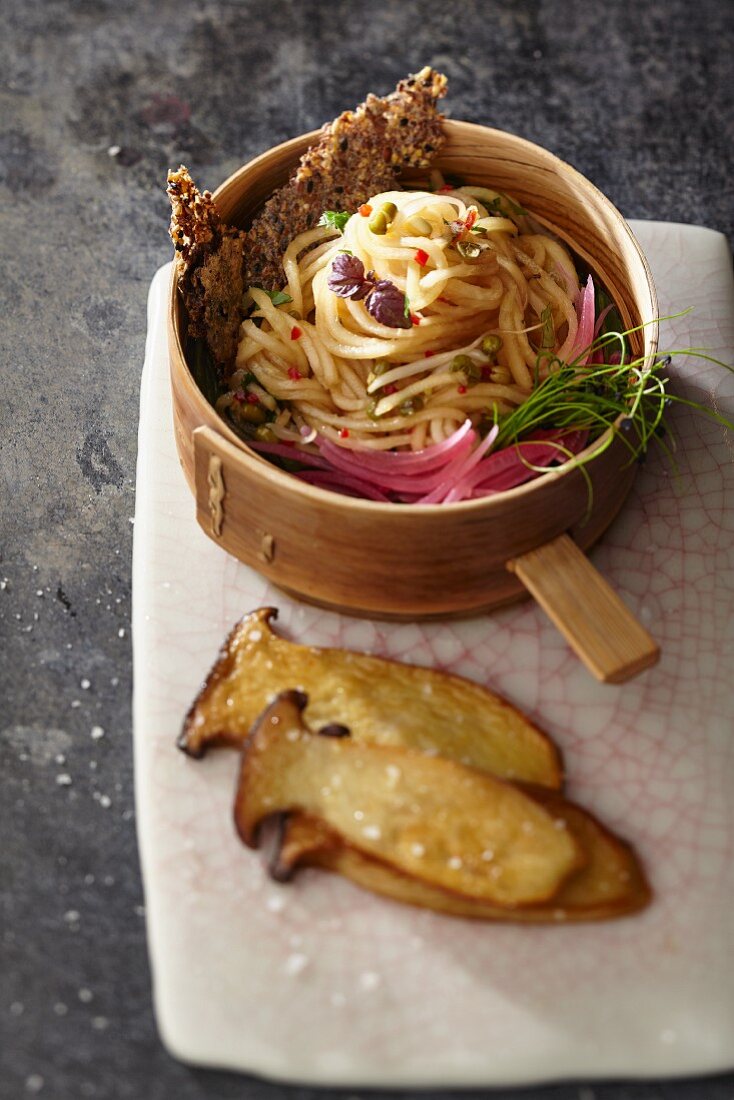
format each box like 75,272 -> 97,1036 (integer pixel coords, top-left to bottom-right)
214,181 -> 610,502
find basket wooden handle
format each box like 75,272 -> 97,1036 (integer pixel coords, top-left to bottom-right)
508,534 -> 659,683
192,425 -> 280,567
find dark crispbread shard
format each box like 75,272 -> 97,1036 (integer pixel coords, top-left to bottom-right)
167,68 -> 447,368
244,66 -> 448,290
167,165 -> 248,367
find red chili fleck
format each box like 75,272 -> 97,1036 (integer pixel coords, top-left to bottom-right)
438,184 -> 454,193
290,326 -> 302,340
437,296 -> 451,304
410,313 -> 421,326
383,383 -> 398,395
414,248 -> 429,267
457,384 -> 467,394
339,428 -> 350,438
246,391 -> 260,404
424,350 -> 435,358
358,204 -> 373,217
233,389 -> 246,404
288,366 -> 302,380
465,209 -> 478,231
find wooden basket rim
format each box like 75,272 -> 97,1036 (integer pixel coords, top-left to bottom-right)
169,120 -> 659,515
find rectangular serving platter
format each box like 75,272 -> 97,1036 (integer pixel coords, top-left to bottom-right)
133,222 -> 734,1086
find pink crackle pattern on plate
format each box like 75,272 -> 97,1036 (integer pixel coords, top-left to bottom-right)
133,223 -> 734,1087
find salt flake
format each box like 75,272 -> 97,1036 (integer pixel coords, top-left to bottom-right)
358,971 -> 381,992
284,953 -> 309,976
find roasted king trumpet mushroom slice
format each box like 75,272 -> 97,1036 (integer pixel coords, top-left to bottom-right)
182,608 -> 563,789
274,793 -> 651,922
234,692 -> 583,907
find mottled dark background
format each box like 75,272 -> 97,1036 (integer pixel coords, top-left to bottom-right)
1,0 -> 733,1097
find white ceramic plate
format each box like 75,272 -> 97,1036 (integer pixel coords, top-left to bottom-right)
133,222 -> 734,1086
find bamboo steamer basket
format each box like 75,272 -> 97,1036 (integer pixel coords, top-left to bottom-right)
169,121 -> 660,682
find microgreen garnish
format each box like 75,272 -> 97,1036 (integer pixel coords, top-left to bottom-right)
491,315 -> 734,507
318,210 -> 351,233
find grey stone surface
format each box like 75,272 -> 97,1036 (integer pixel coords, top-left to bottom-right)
1,0 -> 732,1096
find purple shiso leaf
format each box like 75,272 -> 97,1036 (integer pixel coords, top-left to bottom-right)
366,281 -> 412,329
327,256 -> 410,325
327,254 -> 372,299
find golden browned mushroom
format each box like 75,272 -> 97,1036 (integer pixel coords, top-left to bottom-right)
274,793 -> 651,922
181,607 -> 563,789
234,691 -> 582,908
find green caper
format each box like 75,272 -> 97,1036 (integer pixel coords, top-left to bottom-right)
234,403 -> 267,425
450,354 -> 475,374
481,334 -> 504,360
372,359 -> 390,376
255,424 -> 277,442
366,399 -> 382,420
399,395 -> 424,416
369,211 -> 389,235
381,201 -> 398,220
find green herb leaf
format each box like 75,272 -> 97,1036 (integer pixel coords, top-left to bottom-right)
500,192 -> 528,217
318,210 -> 351,233
483,193 -> 528,220
264,289 -> 293,307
